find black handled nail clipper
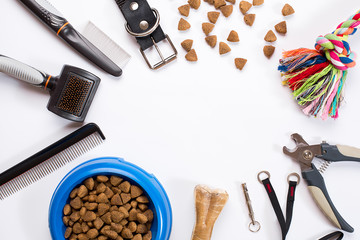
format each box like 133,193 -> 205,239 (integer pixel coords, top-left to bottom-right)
18,0 -> 122,77
283,133 -> 360,232
0,55 -> 100,122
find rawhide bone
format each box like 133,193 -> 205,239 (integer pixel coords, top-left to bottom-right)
191,185 -> 229,240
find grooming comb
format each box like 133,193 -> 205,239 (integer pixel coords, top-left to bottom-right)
0,55 -> 100,122
18,0 -> 122,77
82,21 -> 131,69
0,123 -> 105,200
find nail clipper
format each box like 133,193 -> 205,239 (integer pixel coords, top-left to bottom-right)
283,133 -> 359,232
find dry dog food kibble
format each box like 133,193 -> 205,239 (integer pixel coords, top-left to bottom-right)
214,0 -> 226,9
252,0 -> 263,6
178,18 -> 191,31
282,3 -> 294,16
220,5 -> 233,17
235,58 -> 247,70
227,30 -> 239,42
275,21 -> 287,34
208,11 -> 220,24
239,1 -> 252,14
185,49 -> 198,61
204,0 -> 215,5
205,35 -> 217,48
244,14 -> 255,26
181,39 -> 194,52
263,45 -> 275,58
226,0 -> 236,4
178,4 -> 191,17
202,22 -> 215,35
63,176 -> 154,240
219,42 -> 231,55
188,0 -> 201,9
264,30 -> 277,42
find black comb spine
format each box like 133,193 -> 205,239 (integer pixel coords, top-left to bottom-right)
0,123 -> 105,186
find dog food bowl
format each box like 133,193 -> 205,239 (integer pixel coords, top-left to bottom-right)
49,157 -> 172,240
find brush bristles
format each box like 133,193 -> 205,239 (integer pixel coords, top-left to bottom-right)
0,132 -> 104,200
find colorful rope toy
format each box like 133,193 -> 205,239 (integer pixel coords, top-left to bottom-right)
278,10 -> 360,120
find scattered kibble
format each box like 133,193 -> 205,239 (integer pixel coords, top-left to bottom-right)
204,0 -> 215,5
214,0 -> 226,9
253,0 -> 263,6
244,13 -> 255,26
202,22 -> 215,35
275,21 -> 287,34
235,58 -> 247,70
263,45 -> 275,58
208,11 -> 220,24
63,176 -> 153,240
178,18 -> 191,31
264,30 -> 277,42
227,30 -> 239,42
181,39 -> 194,52
219,42 -> 231,55
188,0 -> 201,9
205,35 -> 217,48
239,1 -> 252,14
185,49 -> 198,61
178,4 -> 191,17
220,5 -> 233,17
282,3 -> 294,16
226,0 -> 236,4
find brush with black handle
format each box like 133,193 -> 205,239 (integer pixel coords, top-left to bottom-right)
0,55 -> 100,122
18,0 -> 122,77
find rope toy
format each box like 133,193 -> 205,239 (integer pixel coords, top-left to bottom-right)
278,10 -> 360,120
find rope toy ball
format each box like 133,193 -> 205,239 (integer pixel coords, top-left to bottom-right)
278,10 -> 360,120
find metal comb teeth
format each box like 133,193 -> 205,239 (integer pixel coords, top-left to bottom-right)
0,123 -> 105,200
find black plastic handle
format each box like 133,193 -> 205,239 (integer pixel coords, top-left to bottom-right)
302,165 -> 354,232
18,0 -> 122,77
322,143 -> 360,162
18,0 -> 68,33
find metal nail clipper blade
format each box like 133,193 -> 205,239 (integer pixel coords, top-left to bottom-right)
283,133 -> 360,233
114,0 -> 177,70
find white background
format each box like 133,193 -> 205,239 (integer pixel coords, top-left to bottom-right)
1,0 -> 360,239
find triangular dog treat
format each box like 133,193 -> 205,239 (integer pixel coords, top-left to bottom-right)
205,35 -> 217,48
208,11 -> 220,24
219,42 -> 231,55
227,30 -> 239,42
202,22 -> 215,35
220,5 -> 233,17
244,14 -> 255,26
275,21 -> 287,34
185,49 -> 198,61
181,39 -> 193,52
264,30 -> 277,42
282,4 -> 295,16
235,58 -> 247,70
178,4 -> 190,17
178,18 -> 191,31
239,1 -> 252,14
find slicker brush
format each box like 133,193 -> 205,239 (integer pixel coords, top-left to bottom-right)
0,55 -> 100,122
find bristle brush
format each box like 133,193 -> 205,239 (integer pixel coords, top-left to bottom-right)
0,123 -> 105,200
0,55 -> 100,122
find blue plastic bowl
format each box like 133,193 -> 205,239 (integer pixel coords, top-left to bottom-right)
49,157 -> 172,240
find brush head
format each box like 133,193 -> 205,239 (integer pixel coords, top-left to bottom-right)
47,65 -> 100,122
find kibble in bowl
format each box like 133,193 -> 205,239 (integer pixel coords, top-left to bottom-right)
49,157 -> 172,240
